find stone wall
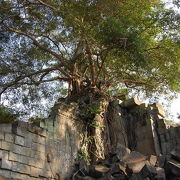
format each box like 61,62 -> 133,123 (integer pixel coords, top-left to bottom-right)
0,101 -> 82,179
0,98 -> 179,179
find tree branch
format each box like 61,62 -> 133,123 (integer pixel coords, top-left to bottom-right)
2,24 -> 68,68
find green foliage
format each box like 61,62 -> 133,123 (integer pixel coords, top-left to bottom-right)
0,0 -> 179,116
0,106 -> 18,123
78,100 -> 102,122
28,116 -> 45,123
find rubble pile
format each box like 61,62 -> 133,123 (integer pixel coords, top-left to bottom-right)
74,146 -> 180,180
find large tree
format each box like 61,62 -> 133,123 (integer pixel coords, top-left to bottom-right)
0,0 -> 179,114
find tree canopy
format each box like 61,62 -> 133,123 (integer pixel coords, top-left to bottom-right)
0,0 -> 179,116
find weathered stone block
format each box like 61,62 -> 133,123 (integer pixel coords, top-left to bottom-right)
30,166 -> 41,177
15,135 -> 25,146
11,144 -> 31,156
0,150 -> 8,159
121,98 -> 142,108
115,145 -> 131,161
0,124 -> 12,133
32,134 -> 46,145
0,169 -> 11,178
11,161 -> 31,175
127,160 -> 147,174
39,167 -> 51,178
24,135 -> 33,148
4,133 -> 14,143
155,167 -> 166,180
29,158 -> 44,169
148,155 -> 157,166
0,132 -> 4,140
0,158 -> 12,170
12,122 -> 27,137
9,152 -> 28,164
32,143 -> 45,153
0,141 -> 12,151
11,171 -> 31,180
157,155 -> 166,168
124,151 -> 147,163
140,164 -> 157,178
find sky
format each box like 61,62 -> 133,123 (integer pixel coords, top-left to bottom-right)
159,0 -> 180,123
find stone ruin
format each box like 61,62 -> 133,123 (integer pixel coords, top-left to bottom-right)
0,98 -> 179,179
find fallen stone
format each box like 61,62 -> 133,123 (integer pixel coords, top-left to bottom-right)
170,147 -> 180,162
166,159 -> 180,177
89,165 -> 110,178
155,167 -> 166,180
75,175 -> 95,180
120,98 -> 142,108
111,162 -> 127,176
148,155 -> 157,166
124,151 -> 147,164
126,160 -> 147,174
129,173 -> 143,180
112,174 -> 127,180
115,145 -> 131,161
140,164 -> 157,179
157,155 -> 166,168
97,172 -> 114,180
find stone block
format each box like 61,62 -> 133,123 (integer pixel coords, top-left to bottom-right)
0,169 -> 11,179
11,144 -> 31,156
127,160 -> 147,174
0,158 -> 12,170
12,124 -> 26,137
0,124 -> 12,133
9,152 -> 29,164
30,177 -> 40,180
157,155 -> 166,168
0,132 -> 4,140
29,158 -> 44,169
11,161 -> 31,175
24,135 -> 33,148
32,134 -> 46,145
148,155 -> 157,166
115,145 -> 131,161
11,171 -> 31,180
15,135 -> 25,146
155,167 -> 166,180
140,164 -> 157,179
34,151 -> 46,161
32,143 -> 45,153
0,150 -> 8,159
0,141 -> 12,151
39,167 -> 51,178
30,166 -> 41,177
121,98 -> 142,108
124,151 -> 147,164
4,133 -> 14,143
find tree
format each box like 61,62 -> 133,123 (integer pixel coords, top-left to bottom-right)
0,0 -> 179,114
